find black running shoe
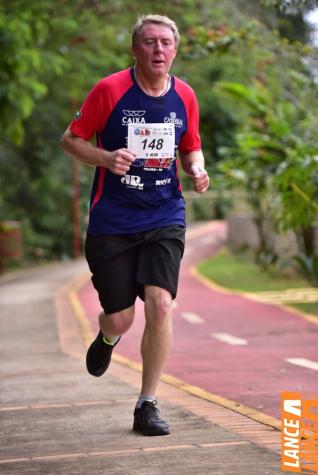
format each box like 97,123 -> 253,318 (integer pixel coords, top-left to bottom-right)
133,401 -> 170,436
86,331 -> 121,377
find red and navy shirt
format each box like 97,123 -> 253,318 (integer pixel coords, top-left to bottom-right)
70,67 -> 201,235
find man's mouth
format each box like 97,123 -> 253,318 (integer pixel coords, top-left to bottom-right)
152,60 -> 165,64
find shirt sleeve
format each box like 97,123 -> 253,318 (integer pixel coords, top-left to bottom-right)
178,89 -> 201,154
69,80 -> 108,141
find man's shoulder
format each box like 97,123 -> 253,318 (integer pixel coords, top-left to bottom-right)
174,76 -> 195,94
94,68 -> 133,92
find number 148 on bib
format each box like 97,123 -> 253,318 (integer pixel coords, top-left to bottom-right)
128,123 -> 175,159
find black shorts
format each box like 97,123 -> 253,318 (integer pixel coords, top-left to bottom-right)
85,225 -> 185,314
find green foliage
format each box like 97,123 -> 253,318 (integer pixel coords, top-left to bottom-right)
217,73 -> 318,254
0,1 -> 63,143
0,0 -> 317,262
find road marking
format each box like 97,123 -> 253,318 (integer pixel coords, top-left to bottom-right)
211,333 -> 248,346
181,312 -> 204,324
0,441 -> 251,464
286,358 -> 318,371
0,400 -> 114,412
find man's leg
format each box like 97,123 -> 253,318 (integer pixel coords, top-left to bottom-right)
133,285 -> 172,436
141,285 -> 172,396
133,226 -> 185,435
85,232 -> 141,377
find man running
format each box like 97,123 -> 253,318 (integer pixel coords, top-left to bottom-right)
61,14 -> 209,436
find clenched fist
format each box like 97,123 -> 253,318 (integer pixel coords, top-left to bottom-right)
105,148 -> 136,176
190,164 -> 210,193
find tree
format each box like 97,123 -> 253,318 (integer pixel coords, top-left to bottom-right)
218,75 -> 317,260
1,0 -> 316,262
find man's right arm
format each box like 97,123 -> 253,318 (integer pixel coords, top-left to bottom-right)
60,127 -> 135,175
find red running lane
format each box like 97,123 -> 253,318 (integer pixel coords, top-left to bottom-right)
78,221 -> 318,419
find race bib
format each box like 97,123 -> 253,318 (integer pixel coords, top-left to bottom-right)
128,123 -> 175,159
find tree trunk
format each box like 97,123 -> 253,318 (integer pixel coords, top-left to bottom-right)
296,226 -> 315,257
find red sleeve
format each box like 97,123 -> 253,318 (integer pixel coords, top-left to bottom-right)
174,78 -> 201,154
69,80 -> 108,140
69,69 -> 133,141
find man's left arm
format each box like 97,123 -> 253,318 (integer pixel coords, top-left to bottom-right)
180,150 -> 209,193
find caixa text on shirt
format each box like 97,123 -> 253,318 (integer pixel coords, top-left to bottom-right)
122,110 -> 146,125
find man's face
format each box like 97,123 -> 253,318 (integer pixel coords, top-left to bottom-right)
132,23 -> 177,79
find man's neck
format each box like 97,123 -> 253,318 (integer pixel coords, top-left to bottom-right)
134,67 -> 170,97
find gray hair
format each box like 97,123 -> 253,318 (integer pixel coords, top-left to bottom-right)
132,14 -> 180,47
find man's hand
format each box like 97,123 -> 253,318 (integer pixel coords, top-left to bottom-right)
60,129 -> 136,173
190,164 -> 209,193
105,148 -> 136,176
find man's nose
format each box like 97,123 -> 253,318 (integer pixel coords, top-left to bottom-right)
154,40 -> 164,52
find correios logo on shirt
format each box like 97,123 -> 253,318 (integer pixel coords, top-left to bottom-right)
121,174 -> 144,190
122,110 -> 146,125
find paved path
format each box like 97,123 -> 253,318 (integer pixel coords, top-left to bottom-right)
0,256 -> 288,473
77,221 -> 318,421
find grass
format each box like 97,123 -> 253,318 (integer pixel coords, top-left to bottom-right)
197,249 -> 318,317
291,302 -> 318,314
197,249 -> 309,292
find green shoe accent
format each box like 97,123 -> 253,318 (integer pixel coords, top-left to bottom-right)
102,335 -> 118,346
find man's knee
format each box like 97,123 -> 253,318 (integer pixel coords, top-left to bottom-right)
144,286 -> 172,326
99,306 -> 135,335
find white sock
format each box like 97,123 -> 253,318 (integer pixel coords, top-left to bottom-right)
135,394 -> 155,408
